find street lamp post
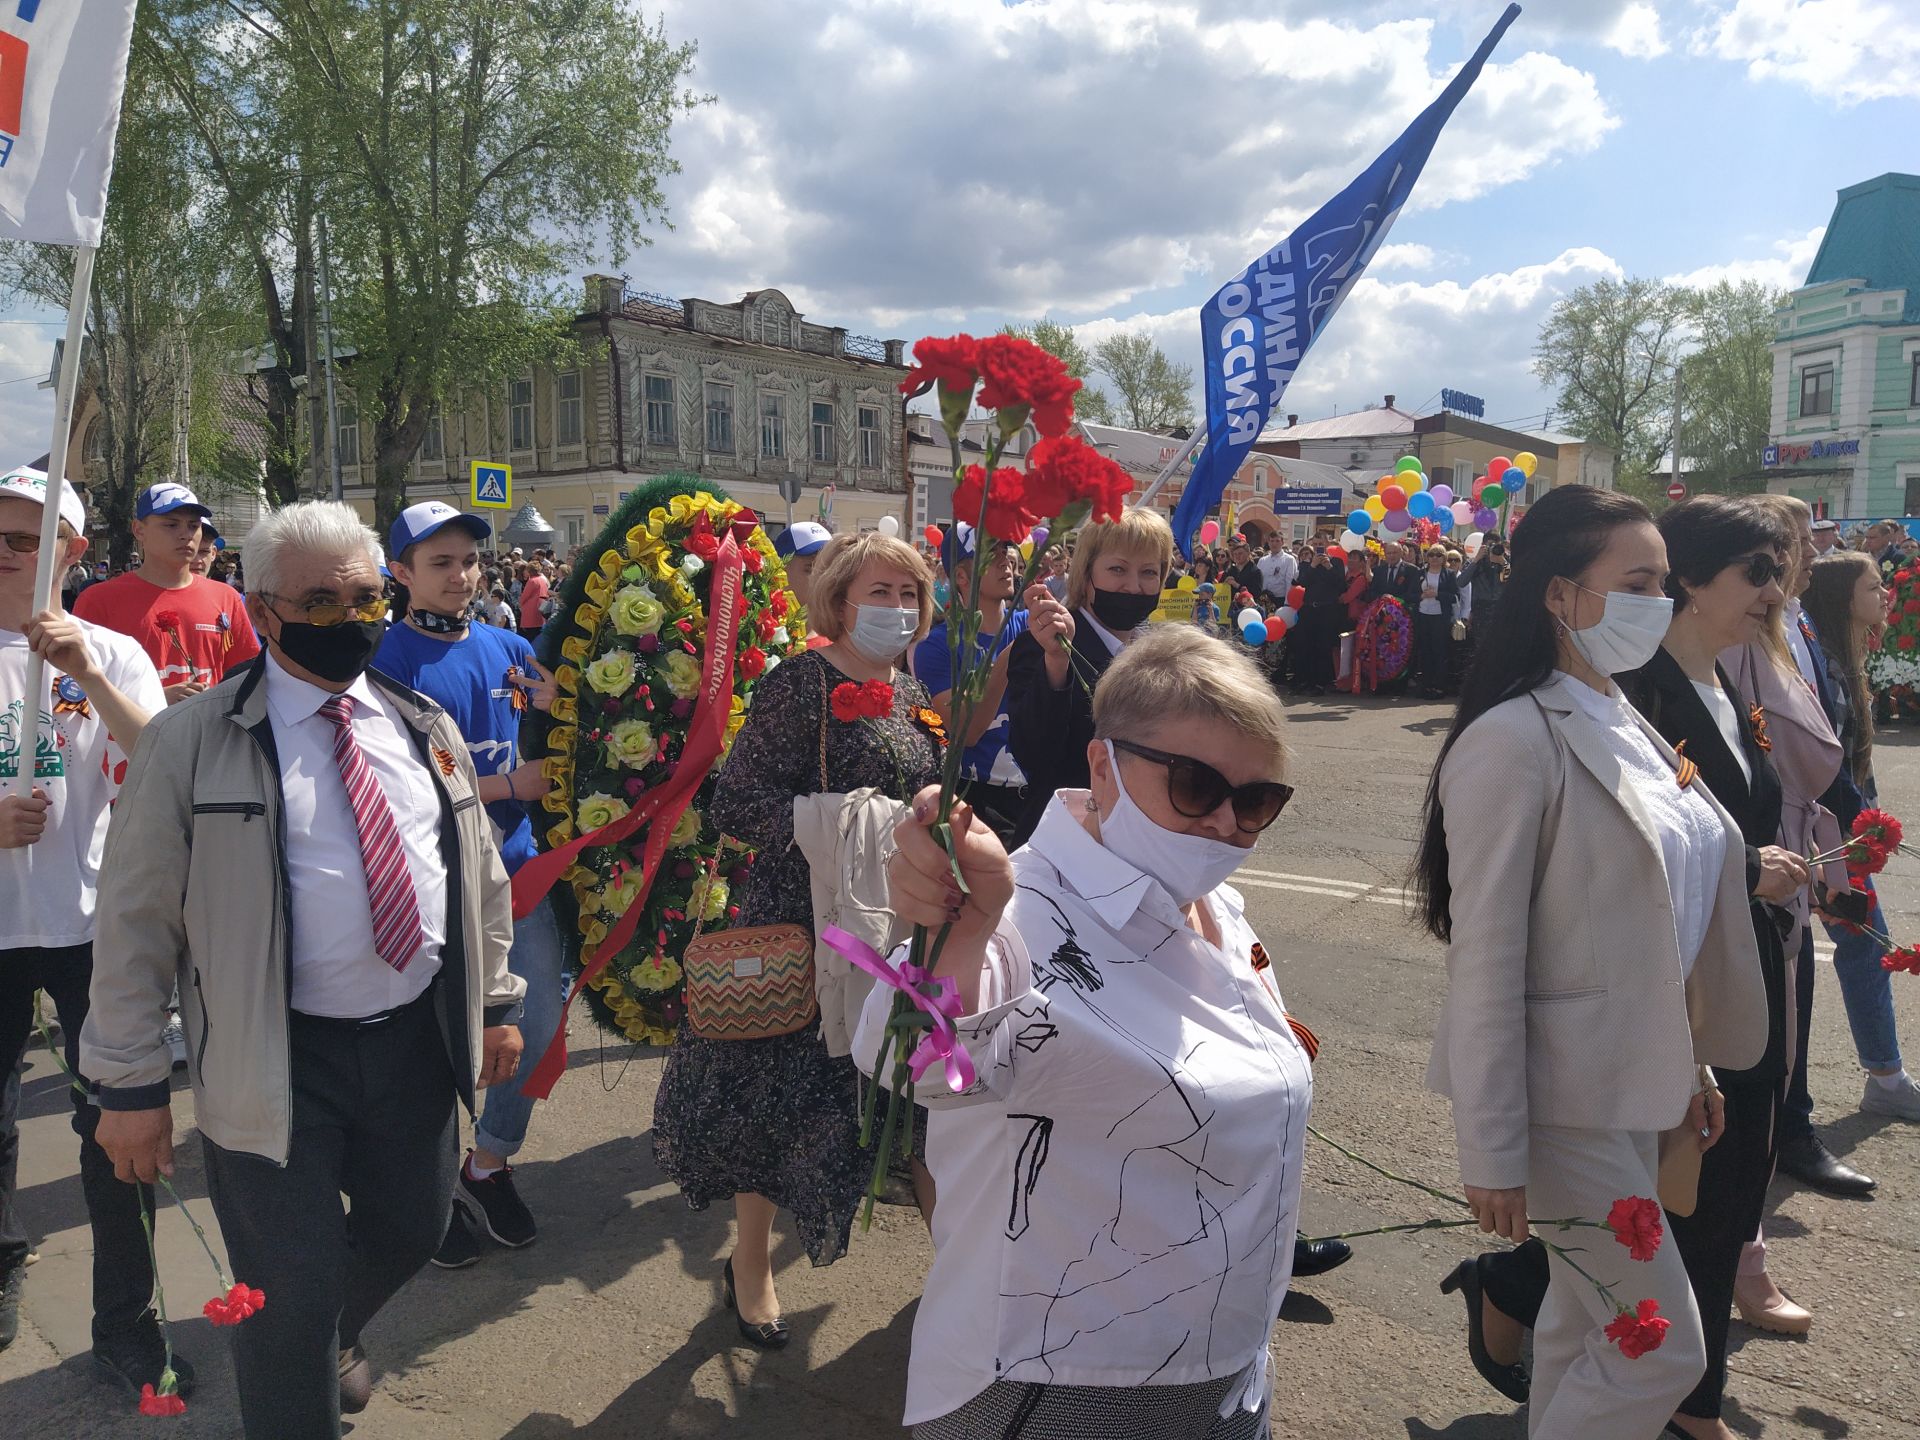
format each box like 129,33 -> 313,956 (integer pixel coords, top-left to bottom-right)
318,212 -> 344,504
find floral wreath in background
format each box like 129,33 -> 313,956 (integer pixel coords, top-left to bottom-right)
529,475 -> 805,1045
1868,560 -> 1920,716
1353,596 -> 1412,690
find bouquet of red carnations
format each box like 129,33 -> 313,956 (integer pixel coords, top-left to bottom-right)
837,334 -> 1132,1222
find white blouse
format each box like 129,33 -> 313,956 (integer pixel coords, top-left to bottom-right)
857,793 -> 1312,1427
1560,674 -> 1728,976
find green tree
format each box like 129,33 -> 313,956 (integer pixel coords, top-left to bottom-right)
0,45 -> 254,564
1000,319 -> 1114,424
150,0 -> 702,528
1676,280 -> 1779,496
1090,331 -> 1194,431
1532,277 -> 1686,488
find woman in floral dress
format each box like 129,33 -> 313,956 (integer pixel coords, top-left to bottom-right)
653,531 -> 942,1349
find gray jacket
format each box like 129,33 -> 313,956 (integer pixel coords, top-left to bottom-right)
81,656 -> 525,1164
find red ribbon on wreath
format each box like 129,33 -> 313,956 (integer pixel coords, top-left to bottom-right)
509,532 -> 745,1099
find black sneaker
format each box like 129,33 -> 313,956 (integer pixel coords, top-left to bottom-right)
0,1262 -> 23,1350
92,1318 -> 196,1398
455,1155 -> 536,1247
430,1206 -> 482,1269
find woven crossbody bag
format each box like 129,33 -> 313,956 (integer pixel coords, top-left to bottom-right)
683,669 -> 830,1041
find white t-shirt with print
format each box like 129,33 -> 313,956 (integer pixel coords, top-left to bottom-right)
0,620 -> 165,948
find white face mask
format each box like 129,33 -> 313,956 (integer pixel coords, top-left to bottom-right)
1560,582 -> 1673,676
847,604 -> 918,662
1097,741 -> 1249,905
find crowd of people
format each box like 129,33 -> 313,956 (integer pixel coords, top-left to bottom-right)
0,468 -> 1915,1439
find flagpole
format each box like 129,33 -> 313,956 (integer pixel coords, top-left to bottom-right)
16,244 -> 98,799
1131,424 -> 1207,510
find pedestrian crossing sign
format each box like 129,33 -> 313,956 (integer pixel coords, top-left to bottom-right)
470,462 -> 512,509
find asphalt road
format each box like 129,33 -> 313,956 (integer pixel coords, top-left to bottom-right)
5,689 -> 1917,1439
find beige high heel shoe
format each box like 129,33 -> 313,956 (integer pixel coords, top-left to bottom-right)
1734,1275 -> 1813,1335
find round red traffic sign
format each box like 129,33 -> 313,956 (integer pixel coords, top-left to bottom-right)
1666,480 -> 1687,501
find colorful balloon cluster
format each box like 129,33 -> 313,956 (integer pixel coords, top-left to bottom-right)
1344,451 -> 1541,549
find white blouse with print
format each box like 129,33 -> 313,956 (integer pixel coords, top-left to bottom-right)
857,792 -> 1313,1426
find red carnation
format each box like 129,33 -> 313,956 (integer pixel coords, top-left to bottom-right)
770,589 -> 790,619
1026,434 -> 1134,523
743,547 -> 764,574
1899,634 -> 1919,651
1854,809 -> 1904,849
1884,944 -> 1920,975
952,464 -> 1041,545
154,610 -> 181,631
1604,1298 -> 1671,1359
859,679 -> 895,718
740,646 -> 767,680
755,610 -> 777,641
830,682 -> 865,723
900,334 -> 981,398
973,334 -> 1082,438
204,1281 -> 266,1326
1606,1196 -> 1664,1262
138,1383 -> 187,1416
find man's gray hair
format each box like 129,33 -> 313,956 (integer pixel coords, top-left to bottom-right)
244,501 -> 385,598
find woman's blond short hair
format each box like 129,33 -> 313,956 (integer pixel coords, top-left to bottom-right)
1093,626 -> 1289,776
1066,508 -> 1176,610
805,531 -> 935,644
1748,493 -> 1813,675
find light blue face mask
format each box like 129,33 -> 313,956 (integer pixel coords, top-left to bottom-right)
848,604 -> 918,663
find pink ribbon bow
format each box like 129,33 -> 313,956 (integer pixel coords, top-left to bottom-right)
821,925 -> 978,1093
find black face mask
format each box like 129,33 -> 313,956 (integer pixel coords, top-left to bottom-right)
1089,587 -> 1160,632
275,619 -> 386,684
408,607 -> 468,636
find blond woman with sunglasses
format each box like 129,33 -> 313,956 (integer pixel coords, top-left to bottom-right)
863,626 -> 1309,1439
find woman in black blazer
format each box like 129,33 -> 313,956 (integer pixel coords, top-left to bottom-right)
1004,508 -> 1174,845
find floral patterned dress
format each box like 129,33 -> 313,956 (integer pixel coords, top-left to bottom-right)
651,647 -> 943,1265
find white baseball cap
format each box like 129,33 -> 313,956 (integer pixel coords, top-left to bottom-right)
0,467 -> 87,534
390,499 -> 491,554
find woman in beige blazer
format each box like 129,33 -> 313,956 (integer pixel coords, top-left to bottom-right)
1415,485 -> 1770,1440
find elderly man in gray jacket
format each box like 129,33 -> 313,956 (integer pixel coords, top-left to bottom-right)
84,501 -> 524,1440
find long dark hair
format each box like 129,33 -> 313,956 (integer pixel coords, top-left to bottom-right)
1413,486 -> 1655,941
1803,550 -> 1878,785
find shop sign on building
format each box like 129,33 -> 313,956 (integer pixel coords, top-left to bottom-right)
1764,437 -> 1861,466
1440,388 -> 1485,419
1270,486 -> 1347,515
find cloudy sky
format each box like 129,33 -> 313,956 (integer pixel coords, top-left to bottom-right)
3,0 -> 1916,463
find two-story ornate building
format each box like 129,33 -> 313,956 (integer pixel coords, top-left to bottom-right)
341,276 -> 912,549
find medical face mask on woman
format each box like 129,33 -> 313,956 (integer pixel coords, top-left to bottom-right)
1559,581 -> 1674,675
1097,741 -> 1249,905
847,604 -> 919,662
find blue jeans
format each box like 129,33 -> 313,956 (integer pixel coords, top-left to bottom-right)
1822,898 -> 1904,1073
473,897 -> 564,1159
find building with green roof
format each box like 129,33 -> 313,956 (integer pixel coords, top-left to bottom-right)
1765,173 -> 1920,521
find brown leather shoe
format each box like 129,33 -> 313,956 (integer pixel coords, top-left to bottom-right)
338,1343 -> 373,1414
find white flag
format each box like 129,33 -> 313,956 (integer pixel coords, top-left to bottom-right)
0,0 -> 140,247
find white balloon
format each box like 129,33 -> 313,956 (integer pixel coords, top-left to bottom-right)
1278,606 -> 1300,627
878,515 -> 900,537
1236,607 -> 1262,630
1465,531 -> 1485,556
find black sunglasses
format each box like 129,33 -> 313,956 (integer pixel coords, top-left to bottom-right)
1110,739 -> 1294,833
1730,553 -> 1788,588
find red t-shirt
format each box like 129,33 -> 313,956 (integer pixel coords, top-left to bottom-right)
73,573 -> 261,688
518,573 -> 550,630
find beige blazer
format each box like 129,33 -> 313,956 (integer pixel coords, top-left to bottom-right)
1426,673 -> 1769,1191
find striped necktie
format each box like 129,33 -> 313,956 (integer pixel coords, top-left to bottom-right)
318,695 -> 426,971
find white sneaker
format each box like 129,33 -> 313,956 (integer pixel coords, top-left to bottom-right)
162,1018 -> 187,1072
1860,1073 -> 1920,1122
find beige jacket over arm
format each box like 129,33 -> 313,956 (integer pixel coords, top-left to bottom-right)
1426,673 -> 1768,1192
795,787 -> 911,1057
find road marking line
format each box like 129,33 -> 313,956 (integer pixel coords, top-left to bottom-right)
1236,876 -> 1409,907
1240,867 -> 1378,892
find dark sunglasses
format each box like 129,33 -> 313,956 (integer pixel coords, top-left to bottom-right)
1110,739 -> 1294,833
1730,553 -> 1788,588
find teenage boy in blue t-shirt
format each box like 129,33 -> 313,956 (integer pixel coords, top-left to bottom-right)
911,523 -> 1028,842
377,502 -> 560,1267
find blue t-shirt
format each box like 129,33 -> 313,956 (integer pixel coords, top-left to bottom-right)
913,610 -> 1029,787
375,621 -> 539,874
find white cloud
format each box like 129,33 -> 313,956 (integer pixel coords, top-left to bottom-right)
1663,224 -> 1825,291
1604,2 -> 1669,58
647,0 -> 1617,323
1691,0 -> 1920,103
1370,243 -> 1440,272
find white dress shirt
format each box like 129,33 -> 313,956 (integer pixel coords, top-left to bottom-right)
1783,598 -> 1819,688
264,651 -> 448,1017
859,792 -> 1312,1426
1560,674 -> 1726,977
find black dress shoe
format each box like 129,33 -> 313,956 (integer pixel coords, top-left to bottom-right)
722,1257 -> 790,1350
1440,1256 -> 1530,1405
1292,1234 -> 1353,1278
92,1320 -> 196,1399
338,1342 -> 372,1414
1778,1134 -> 1877,1197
